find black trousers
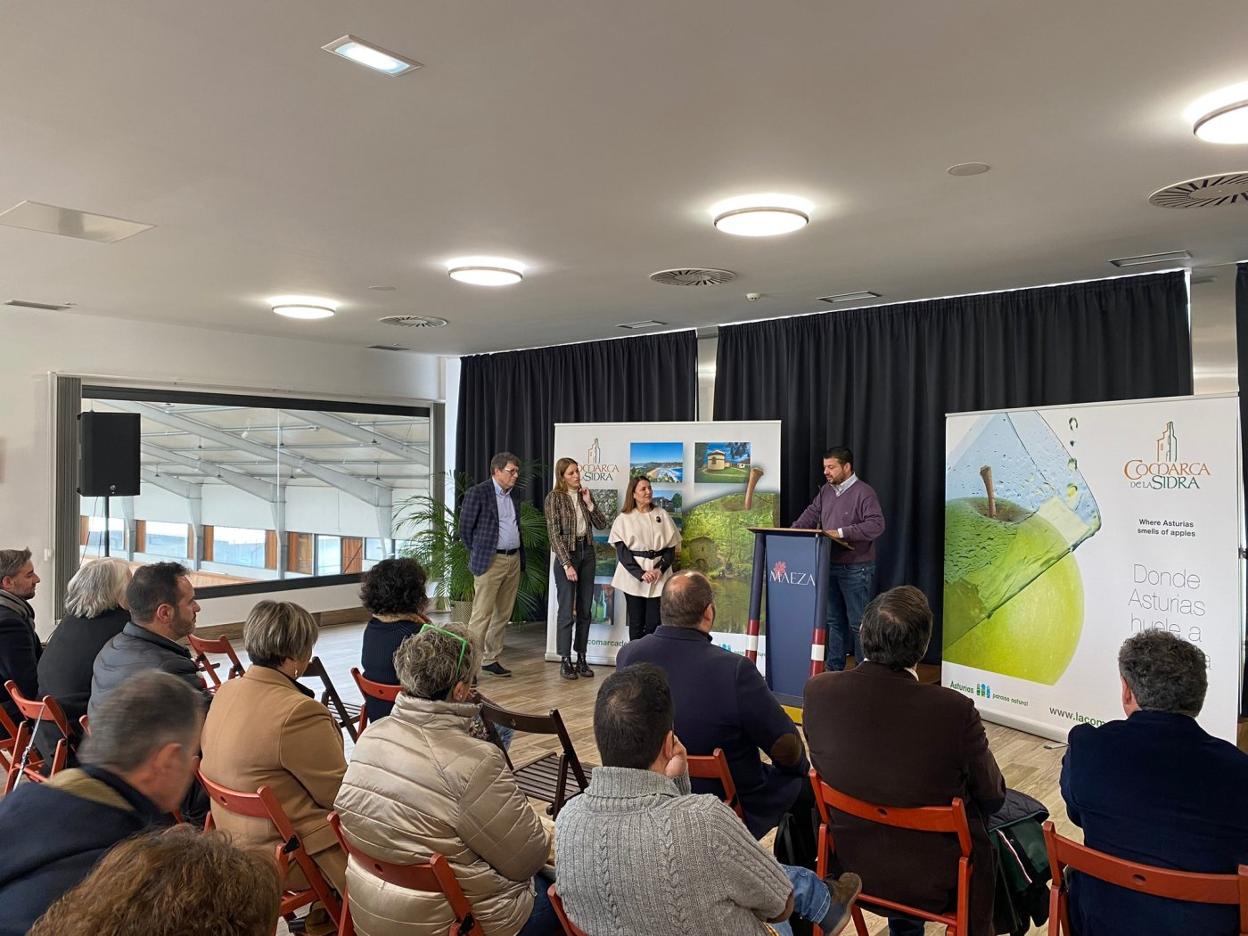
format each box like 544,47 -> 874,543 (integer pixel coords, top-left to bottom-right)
553,541 -> 595,658
624,593 -> 661,641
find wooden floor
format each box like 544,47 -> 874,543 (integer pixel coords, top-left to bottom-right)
238,619 -> 1073,936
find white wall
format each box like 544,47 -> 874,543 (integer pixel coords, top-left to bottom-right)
0,305 -> 444,634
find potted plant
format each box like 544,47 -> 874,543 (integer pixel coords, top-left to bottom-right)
395,468 -> 550,626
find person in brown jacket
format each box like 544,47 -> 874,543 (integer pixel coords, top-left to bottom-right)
199,600 -> 347,935
334,623 -> 559,936
803,586 -> 1006,936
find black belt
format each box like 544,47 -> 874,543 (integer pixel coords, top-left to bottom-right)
631,549 -> 664,559
496,548 -> 520,555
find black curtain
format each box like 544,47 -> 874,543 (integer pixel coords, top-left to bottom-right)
1237,263 -> 1247,715
714,272 -> 1193,659
456,331 -> 698,510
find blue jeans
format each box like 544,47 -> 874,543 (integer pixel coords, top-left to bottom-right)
771,865 -> 833,936
824,562 -> 875,671
516,873 -> 560,936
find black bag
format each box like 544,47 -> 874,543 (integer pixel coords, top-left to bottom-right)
988,789 -> 1052,935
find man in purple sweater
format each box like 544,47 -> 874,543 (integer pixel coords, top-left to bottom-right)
792,447 -> 885,671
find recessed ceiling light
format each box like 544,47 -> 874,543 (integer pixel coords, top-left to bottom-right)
1107,250 -> 1192,268
446,256 -> 526,286
267,294 -> 339,319
322,35 -> 422,77
947,162 -> 991,176
818,290 -> 881,303
618,320 -> 667,330
1187,82 -> 1248,144
710,194 -> 812,237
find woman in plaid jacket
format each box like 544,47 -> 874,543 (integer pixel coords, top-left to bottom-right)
544,458 -> 608,680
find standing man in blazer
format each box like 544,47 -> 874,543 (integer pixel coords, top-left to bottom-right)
460,452 -> 525,677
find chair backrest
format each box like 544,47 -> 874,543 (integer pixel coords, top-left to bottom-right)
548,883 -> 590,936
3,721 -> 66,794
3,680 -> 72,740
349,667 -> 401,734
327,812 -> 484,936
686,748 -> 743,819
186,633 -> 246,689
197,771 -> 341,924
1042,821 -> 1248,936
810,770 -> 972,934
304,657 -> 360,743
479,701 -> 589,789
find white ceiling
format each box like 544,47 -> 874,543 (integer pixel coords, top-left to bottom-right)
2,0 -> 1246,355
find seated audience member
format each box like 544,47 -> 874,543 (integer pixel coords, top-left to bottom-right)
28,825 -> 281,936
1061,630 -> 1248,936
335,624 -> 559,936
0,546 -> 42,726
616,570 -> 811,845
359,557 -> 430,721
89,560 -> 207,717
37,558 -> 132,742
0,671 -> 204,936
556,663 -> 861,936
200,599 -> 347,935
803,586 -> 1006,936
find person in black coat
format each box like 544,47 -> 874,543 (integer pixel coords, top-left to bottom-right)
0,671 -> 204,936
1061,630 -> 1248,936
359,557 -> 430,722
0,547 -> 42,727
37,558 -> 132,742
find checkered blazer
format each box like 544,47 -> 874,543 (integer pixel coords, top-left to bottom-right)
459,479 -> 526,576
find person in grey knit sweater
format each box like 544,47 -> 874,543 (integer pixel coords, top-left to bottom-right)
555,664 -> 861,936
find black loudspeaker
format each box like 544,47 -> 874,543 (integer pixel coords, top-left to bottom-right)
79,412 -> 141,497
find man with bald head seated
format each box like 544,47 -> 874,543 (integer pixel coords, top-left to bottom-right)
615,570 -> 811,845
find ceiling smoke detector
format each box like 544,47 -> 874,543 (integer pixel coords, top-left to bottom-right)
649,268 -> 736,287
378,314 -> 448,328
1148,173 -> 1248,208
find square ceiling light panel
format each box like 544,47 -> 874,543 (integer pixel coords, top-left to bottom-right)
0,201 -> 155,243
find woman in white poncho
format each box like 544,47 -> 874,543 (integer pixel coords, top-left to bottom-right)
608,475 -> 681,640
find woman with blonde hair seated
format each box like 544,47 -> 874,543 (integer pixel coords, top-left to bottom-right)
200,600 -> 347,934
335,623 -> 559,936
29,825 -> 280,936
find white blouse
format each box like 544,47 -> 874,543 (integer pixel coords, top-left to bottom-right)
608,507 -> 682,598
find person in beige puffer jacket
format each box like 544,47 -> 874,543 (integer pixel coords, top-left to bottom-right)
334,623 -> 559,936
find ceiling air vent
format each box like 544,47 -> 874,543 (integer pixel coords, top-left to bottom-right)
1149,173 -> 1248,208
649,268 -> 736,287
378,315 -> 448,328
5,299 -> 75,311
818,290 -> 880,304
368,344 -> 412,352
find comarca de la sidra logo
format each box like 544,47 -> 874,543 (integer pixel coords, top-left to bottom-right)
580,437 -> 621,483
770,559 -> 816,587
1123,421 -> 1210,491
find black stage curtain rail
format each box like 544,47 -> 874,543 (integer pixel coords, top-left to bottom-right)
714,272 -> 1193,660
456,331 -> 698,511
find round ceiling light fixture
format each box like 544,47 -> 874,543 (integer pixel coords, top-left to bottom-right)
267,295 -> 338,320
947,162 -> 991,176
446,256 -> 526,286
1187,82 -> 1248,144
710,193 -> 812,236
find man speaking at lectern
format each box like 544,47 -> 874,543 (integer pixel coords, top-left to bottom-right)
792,447 -> 885,671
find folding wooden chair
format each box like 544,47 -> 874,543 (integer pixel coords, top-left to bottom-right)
0,706 -> 21,776
3,681 -> 70,794
548,883 -> 590,936
810,769 -> 974,936
350,668 -> 400,736
198,771 -> 341,932
187,633 -> 247,690
687,747 -> 744,819
302,657 -> 360,742
478,701 -> 592,818
1043,820 -> 1248,935
327,811 -> 484,936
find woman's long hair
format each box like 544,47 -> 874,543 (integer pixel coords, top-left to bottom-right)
551,457 -> 578,495
621,475 -> 652,514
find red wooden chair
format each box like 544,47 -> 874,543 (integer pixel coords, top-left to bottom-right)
3,680 -> 70,794
548,883 -> 590,936
198,771 -> 341,932
0,706 -> 21,776
810,770 -> 974,936
79,714 -> 90,735
1043,820 -> 1248,935
686,747 -> 744,819
349,667 -> 400,736
187,633 -> 246,690
327,811 -> 484,936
